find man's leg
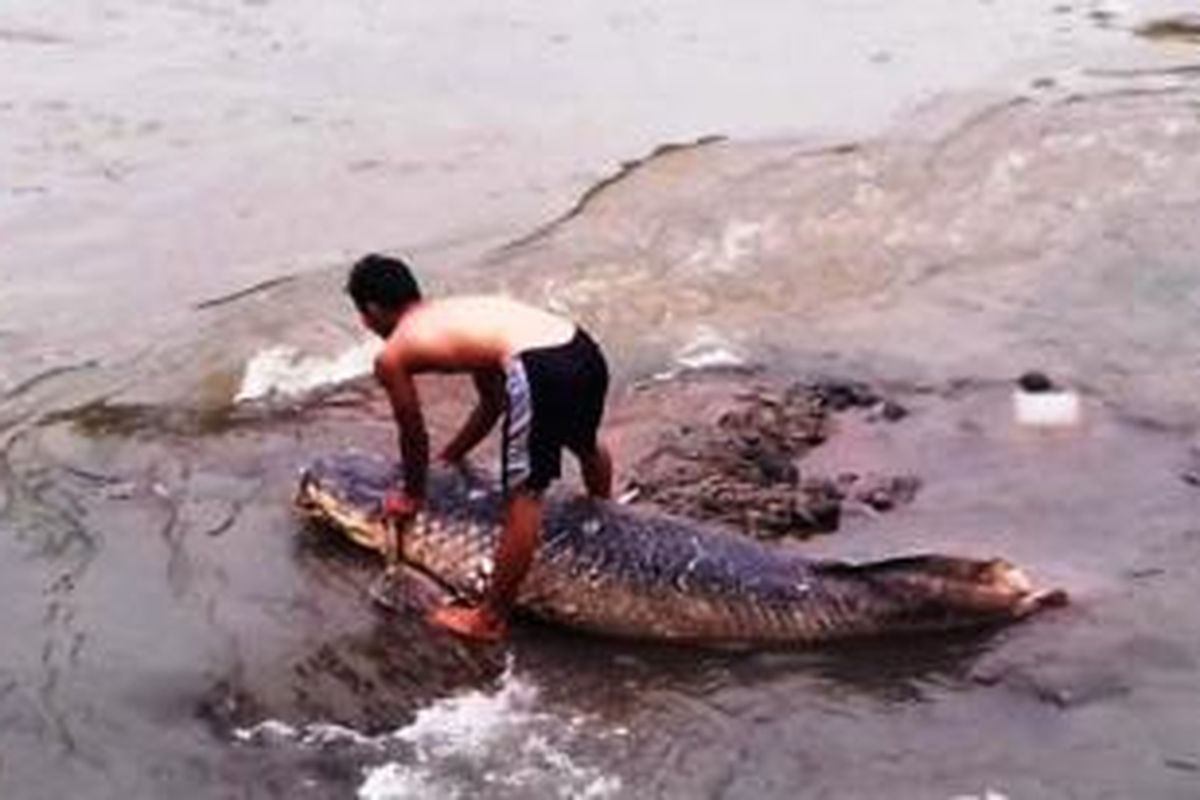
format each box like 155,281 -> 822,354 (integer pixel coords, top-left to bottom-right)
577,439 -> 613,500
488,488 -> 543,611
427,488 -> 542,641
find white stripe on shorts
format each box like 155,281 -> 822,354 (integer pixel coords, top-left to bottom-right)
503,357 -> 533,490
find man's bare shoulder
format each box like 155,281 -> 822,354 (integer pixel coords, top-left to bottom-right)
395,296 -> 575,363
419,295 -> 558,324
392,297 -> 506,346
377,297 -> 524,373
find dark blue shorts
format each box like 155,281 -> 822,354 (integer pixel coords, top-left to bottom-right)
502,328 -> 608,493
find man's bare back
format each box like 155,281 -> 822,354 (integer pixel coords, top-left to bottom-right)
382,295 -> 578,374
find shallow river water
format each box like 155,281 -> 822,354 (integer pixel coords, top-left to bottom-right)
4,2 -> 1200,799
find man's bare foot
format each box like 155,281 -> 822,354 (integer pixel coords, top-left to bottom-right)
427,604 -> 507,642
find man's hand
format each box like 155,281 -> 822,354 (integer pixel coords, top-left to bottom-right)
381,490 -> 421,521
437,451 -> 473,473
379,490 -> 420,579
437,369 -> 504,469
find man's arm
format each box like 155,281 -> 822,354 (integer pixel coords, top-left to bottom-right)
375,352 -> 429,502
440,369 -> 505,464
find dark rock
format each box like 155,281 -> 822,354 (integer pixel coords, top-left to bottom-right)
1136,15 -> 1200,43
855,474 -> 922,511
1017,371 -> 1055,393
626,380 -> 916,539
810,379 -> 881,411
1123,566 -> 1166,580
876,400 -> 908,422
1181,446 -> 1200,487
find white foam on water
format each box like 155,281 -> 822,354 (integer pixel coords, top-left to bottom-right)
648,326 -> 750,382
358,763 -> 446,799
950,790 -> 1010,800
233,719 -> 384,749
357,666 -> 622,800
234,340 -> 377,402
229,666 -> 620,798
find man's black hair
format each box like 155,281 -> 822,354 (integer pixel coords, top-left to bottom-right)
346,253 -> 422,313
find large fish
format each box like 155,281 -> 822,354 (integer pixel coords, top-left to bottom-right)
295,452 -> 1066,646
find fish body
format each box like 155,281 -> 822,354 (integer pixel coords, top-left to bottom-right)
296,452 -> 1065,645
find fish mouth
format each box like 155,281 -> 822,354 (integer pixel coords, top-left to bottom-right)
294,471 -> 321,512
294,470 -> 388,554
295,465 -> 463,611
295,464 -> 371,518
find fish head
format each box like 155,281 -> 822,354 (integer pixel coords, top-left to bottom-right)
295,452 -> 399,554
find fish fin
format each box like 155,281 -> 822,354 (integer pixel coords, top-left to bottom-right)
368,564 -> 458,615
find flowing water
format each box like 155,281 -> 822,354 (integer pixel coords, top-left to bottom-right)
4,1 -> 1200,798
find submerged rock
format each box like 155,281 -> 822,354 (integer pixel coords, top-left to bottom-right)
1135,15 -> 1200,43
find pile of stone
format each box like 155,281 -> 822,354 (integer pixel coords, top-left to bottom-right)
624,381 -> 917,539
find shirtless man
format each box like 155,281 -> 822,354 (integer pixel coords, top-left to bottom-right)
346,253 -> 613,641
